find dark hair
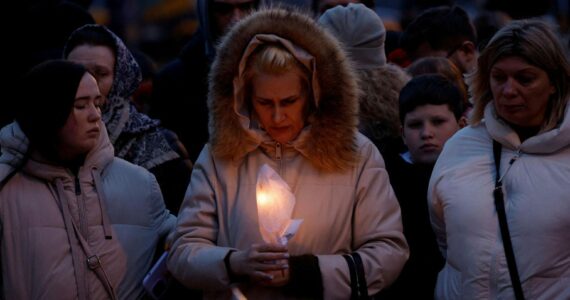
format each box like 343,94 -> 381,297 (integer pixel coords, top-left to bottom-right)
16,59 -> 87,158
63,25 -> 117,59
400,5 -> 476,59
27,1 -> 96,61
407,56 -> 469,108
399,74 -> 464,123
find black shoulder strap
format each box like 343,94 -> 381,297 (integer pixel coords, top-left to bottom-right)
492,140 -> 525,300
343,253 -> 369,299
351,253 -> 369,298
342,254 -> 359,300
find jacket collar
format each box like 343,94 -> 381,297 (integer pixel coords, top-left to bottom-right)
0,121 -> 115,182
484,101 -> 570,154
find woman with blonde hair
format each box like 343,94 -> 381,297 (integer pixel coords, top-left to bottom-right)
429,19 -> 570,299
167,7 -> 408,299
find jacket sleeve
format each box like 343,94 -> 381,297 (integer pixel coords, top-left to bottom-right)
146,171 -> 177,245
427,151 -> 448,259
167,146 -> 234,290
317,140 -> 409,299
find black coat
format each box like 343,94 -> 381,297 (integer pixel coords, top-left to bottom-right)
378,139 -> 444,299
150,31 -> 211,163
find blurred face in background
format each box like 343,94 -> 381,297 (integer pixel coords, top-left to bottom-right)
57,73 -> 103,160
211,0 -> 257,38
403,104 -> 462,165
251,69 -> 309,144
67,45 -> 115,99
490,56 -> 555,128
413,41 -> 478,74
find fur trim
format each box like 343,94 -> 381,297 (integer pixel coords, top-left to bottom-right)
208,7 -> 359,172
358,63 -> 411,141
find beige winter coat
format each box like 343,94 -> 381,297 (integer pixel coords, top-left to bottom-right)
167,7 -> 408,299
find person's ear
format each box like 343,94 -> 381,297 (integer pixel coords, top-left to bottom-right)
548,82 -> 556,96
458,115 -> 468,128
400,125 -> 407,146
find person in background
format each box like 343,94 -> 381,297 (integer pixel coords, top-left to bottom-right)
391,5 -> 478,74
380,74 -> 466,299
4,0 -> 96,128
429,20 -> 570,299
472,10 -> 511,51
131,49 -> 158,115
407,56 -> 471,116
318,3 -> 411,154
150,0 -> 263,163
0,60 -> 175,299
311,0 -> 374,16
64,24 -> 192,215
167,7 -> 408,299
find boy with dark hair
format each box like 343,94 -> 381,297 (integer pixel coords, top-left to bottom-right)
398,74 -> 466,164
395,5 -> 478,73
380,74 -> 466,299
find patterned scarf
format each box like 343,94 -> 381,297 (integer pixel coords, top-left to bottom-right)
69,25 -> 178,169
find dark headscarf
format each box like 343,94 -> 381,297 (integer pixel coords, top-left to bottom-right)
16,59 -> 86,157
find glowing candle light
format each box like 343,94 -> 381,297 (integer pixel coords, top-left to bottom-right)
256,164 -> 302,245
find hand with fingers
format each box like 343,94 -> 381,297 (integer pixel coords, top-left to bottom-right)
228,243 -> 290,286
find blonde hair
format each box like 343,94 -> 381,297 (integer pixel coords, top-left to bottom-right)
245,44 -> 309,80
244,44 -> 313,109
468,19 -> 570,131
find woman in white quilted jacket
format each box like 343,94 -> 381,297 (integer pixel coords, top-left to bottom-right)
429,20 -> 570,299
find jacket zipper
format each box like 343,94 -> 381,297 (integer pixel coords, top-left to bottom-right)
74,176 -> 81,195
74,175 -> 88,238
498,148 -> 521,183
275,142 -> 283,175
508,148 -> 521,165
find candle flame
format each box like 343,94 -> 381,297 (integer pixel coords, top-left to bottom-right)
256,164 -> 298,244
257,190 -> 270,207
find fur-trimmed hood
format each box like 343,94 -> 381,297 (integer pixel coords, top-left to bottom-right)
208,7 -> 359,172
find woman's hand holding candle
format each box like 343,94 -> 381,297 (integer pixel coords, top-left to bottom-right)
228,243 -> 290,285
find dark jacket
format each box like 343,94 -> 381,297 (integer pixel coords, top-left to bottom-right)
150,31 -> 211,163
150,0 -> 267,163
380,139 -> 444,300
